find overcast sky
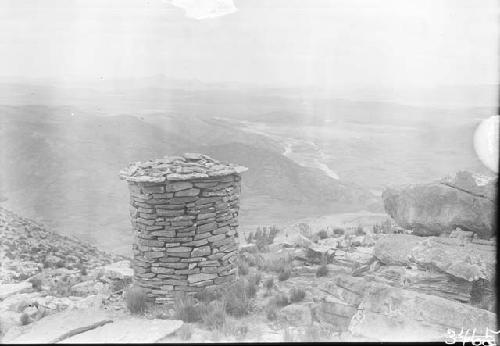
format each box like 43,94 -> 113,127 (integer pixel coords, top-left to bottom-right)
0,0 -> 498,91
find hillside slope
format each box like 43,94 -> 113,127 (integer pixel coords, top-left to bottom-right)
0,106 -> 377,255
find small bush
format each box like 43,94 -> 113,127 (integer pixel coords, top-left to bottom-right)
194,287 -> 222,304
20,313 -> 30,326
317,229 -> 328,240
223,280 -> 252,317
278,269 -> 291,281
29,278 -> 42,291
174,293 -> 202,323
200,300 -> 227,331
244,279 -> 258,298
289,287 -> 306,302
80,266 -> 88,276
260,252 -> 293,274
248,272 -> 262,287
355,225 -> 366,236
333,228 -> 345,236
270,293 -> 289,307
264,278 -> 274,290
238,260 -> 249,276
316,264 -> 329,277
246,226 -> 280,252
125,285 -> 148,314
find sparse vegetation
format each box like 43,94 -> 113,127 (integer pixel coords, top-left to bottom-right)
245,226 -> 280,251
289,287 -> 306,302
20,313 -> 30,326
316,264 -> 329,277
264,277 -> 274,291
174,293 -> 202,323
355,225 -> 366,236
237,258 -> 249,276
125,285 -> 148,314
270,292 -> 289,307
223,279 -> 253,317
194,287 -> 222,304
333,227 -> 345,236
259,252 -> 293,274
248,272 -> 262,288
278,269 -> 291,281
317,229 -> 328,240
29,277 -> 42,291
200,300 -> 227,330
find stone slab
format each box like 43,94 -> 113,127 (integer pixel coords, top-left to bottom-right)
3,309 -> 113,344
0,281 -> 32,300
62,318 -> 184,343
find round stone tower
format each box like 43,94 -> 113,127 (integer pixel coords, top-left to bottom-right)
119,153 -> 247,305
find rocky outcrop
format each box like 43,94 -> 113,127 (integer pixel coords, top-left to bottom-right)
382,171 -> 496,238
373,234 -> 496,311
0,207 -> 125,284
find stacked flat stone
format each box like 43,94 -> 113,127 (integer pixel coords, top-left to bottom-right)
120,153 -> 248,305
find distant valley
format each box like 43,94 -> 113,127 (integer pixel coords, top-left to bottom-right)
0,80 -> 493,256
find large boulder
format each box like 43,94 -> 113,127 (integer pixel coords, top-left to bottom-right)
382,171 -> 496,238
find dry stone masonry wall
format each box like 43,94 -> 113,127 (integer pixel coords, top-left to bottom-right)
120,153 -> 247,305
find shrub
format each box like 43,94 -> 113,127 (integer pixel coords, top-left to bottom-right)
278,269 -> 291,281
316,264 -> 329,277
289,287 -> 306,302
264,278 -> 274,290
125,285 -> 148,314
200,300 -> 227,331
355,225 -> 366,236
246,226 -> 280,251
270,293 -> 289,307
194,287 -> 222,304
29,278 -> 42,291
244,278 -> 258,298
237,259 -> 249,276
248,272 -> 262,287
317,229 -> 328,240
20,313 -> 30,326
223,280 -> 252,317
174,293 -> 202,323
333,228 -> 345,236
259,253 -> 293,273
80,266 -> 88,276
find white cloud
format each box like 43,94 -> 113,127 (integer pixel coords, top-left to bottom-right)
170,0 -> 238,20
